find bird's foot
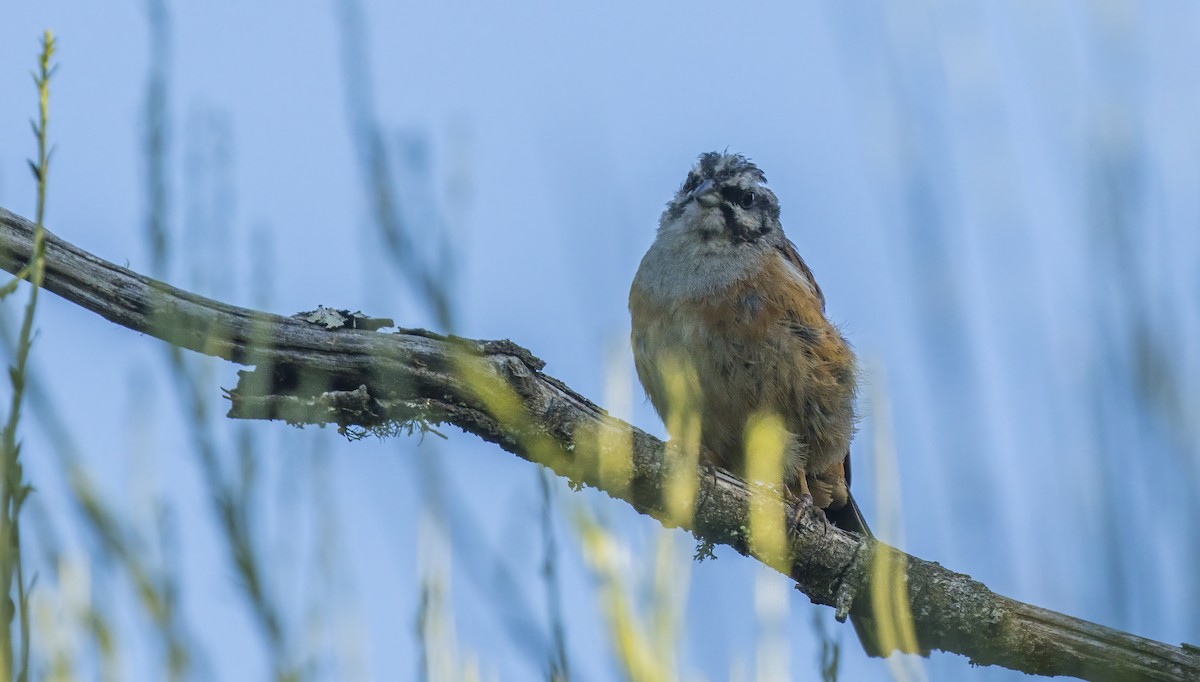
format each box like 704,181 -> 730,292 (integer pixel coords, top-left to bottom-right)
789,493 -> 831,536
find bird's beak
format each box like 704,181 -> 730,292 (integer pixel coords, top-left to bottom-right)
689,178 -> 720,207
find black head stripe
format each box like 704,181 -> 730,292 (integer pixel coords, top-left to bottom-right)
753,216 -> 772,241
694,151 -> 766,185
720,186 -> 745,205
719,203 -> 737,234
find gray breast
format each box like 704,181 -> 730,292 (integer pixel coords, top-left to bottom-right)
634,230 -> 767,302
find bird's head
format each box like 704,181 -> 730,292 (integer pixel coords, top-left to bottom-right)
659,151 -> 784,246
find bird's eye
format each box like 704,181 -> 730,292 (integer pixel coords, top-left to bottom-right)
739,191 -> 755,209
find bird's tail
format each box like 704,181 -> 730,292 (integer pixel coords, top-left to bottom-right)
827,489 -> 871,539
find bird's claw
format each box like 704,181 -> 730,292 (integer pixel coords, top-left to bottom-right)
789,493 -> 831,536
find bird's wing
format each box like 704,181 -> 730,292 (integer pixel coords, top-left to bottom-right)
776,238 -> 826,310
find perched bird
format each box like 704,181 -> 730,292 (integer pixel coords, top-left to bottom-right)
629,151 -> 879,654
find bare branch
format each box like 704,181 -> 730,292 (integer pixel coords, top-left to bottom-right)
1,206 -> 1196,682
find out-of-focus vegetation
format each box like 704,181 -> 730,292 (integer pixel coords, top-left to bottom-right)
0,30 -> 55,682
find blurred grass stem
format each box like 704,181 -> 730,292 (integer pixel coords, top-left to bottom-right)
0,31 -> 57,682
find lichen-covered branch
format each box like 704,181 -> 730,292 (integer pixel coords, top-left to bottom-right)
1,206 -> 1196,682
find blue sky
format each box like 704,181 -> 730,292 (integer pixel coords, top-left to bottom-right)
2,1 -> 1198,680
